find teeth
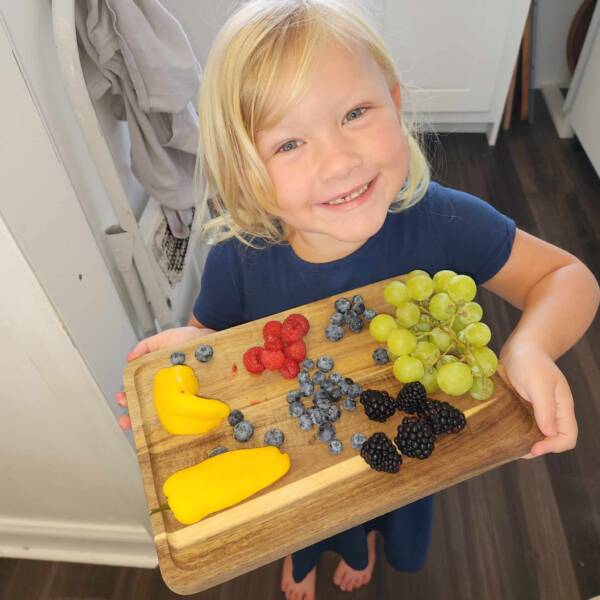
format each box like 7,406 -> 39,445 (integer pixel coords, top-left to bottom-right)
327,181 -> 369,205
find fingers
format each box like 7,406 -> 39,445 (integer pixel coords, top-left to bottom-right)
127,337 -> 155,362
115,390 -> 127,407
119,413 -> 132,431
529,378 -> 558,438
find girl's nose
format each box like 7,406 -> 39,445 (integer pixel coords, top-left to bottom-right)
317,134 -> 362,182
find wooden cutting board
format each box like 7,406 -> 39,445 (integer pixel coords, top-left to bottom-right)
123,274 -> 543,595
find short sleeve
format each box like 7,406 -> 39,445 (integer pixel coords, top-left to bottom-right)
192,241 -> 245,330
429,185 -> 517,284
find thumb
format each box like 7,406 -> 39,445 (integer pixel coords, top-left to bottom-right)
530,388 -> 558,437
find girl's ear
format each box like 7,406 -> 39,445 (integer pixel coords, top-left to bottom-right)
391,82 -> 402,113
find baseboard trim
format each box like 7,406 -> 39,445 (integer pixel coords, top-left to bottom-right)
0,516 -> 158,568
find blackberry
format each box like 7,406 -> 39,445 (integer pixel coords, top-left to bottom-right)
329,439 -> 343,455
207,446 -> 228,457
364,308 -> 377,321
330,312 -> 345,326
394,416 -> 435,459
264,428 -> 285,448
418,399 -> 466,434
301,358 -> 315,371
334,297 -> 352,313
299,413 -> 314,431
227,409 -> 244,427
342,397 -> 357,411
326,404 -> 341,422
287,390 -> 302,404
316,356 -> 334,372
360,432 -> 402,473
373,347 -> 390,365
170,351 -> 185,365
325,324 -> 344,342
317,422 -> 336,443
289,401 -> 306,418
360,389 -> 396,422
348,317 -> 364,333
396,382 -> 427,414
195,344 -> 213,362
233,420 -> 254,442
350,432 -> 367,450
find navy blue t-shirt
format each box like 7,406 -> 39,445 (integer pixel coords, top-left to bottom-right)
193,182 -> 516,329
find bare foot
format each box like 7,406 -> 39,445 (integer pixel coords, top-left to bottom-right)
332,530 -> 377,592
281,554 -> 316,600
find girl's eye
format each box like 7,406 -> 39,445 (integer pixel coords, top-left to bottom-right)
276,140 -> 301,154
344,106 -> 368,122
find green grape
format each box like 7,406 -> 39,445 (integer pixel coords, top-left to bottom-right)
406,274 -> 434,301
466,356 -> 483,377
407,269 -> 430,280
458,301 -> 483,324
469,376 -> 494,400
413,341 -> 440,366
393,355 -> 425,383
433,269 -> 457,293
387,328 -> 417,356
460,322 -> 491,347
447,274 -> 477,303
471,346 -> 498,377
437,354 -> 459,368
437,362 -> 474,395
369,313 -> 398,342
384,280 -> 408,306
395,301 -> 420,327
428,292 -> 457,322
451,315 -> 468,334
430,327 -> 452,351
419,365 -> 440,394
415,313 -> 434,332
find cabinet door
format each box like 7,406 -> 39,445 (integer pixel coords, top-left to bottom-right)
383,0 -> 525,113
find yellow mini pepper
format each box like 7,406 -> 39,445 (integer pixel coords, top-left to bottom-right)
152,446 -> 291,524
153,365 -> 230,435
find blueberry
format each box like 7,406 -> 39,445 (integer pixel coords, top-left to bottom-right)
289,401 -> 306,417
329,385 -> 342,401
301,358 -> 315,371
325,324 -> 344,342
342,397 -> 357,411
339,377 -> 353,394
352,301 -> 365,316
348,383 -> 363,398
194,344 -> 214,362
348,318 -> 364,333
227,409 -> 244,426
330,372 -> 343,384
287,390 -> 302,404
330,312 -> 344,326
233,420 -> 254,442
313,371 -> 326,386
298,371 -> 311,385
264,428 -> 284,448
309,407 -> 326,425
373,347 -> 390,365
316,356 -> 334,372
326,405 -> 341,422
314,390 -> 332,410
170,352 -> 185,365
352,294 -> 364,306
299,414 -> 314,431
344,309 -> 358,322
207,446 -> 228,457
364,308 -> 377,321
317,422 -> 336,443
329,439 -> 343,455
350,432 -> 367,450
300,381 -> 314,397
334,298 -> 352,314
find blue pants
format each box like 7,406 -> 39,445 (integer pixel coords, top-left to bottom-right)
291,496 -> 434,583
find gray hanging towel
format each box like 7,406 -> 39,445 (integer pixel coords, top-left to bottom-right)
75,0 -> 202,238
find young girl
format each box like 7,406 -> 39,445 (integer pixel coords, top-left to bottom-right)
116,1 -> 599,598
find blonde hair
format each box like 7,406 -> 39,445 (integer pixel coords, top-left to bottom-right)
195,0 -> 431,246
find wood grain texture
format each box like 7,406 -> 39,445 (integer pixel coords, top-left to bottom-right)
123,275 -> 543,595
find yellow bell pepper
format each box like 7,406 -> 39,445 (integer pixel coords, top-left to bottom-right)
153,365 -> 230,435
154,446 -> 291,524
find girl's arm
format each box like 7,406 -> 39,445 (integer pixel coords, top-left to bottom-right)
482,228 -> 600,456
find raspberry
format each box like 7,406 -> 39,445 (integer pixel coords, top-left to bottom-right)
280,357 -> 300,379
263,320 -> 282,340
281,318 -> 305,344
264,337 -> 285,351
261,348 -> 286,371
242,346 -> 264,374
285,313 -> 310,336
283,339 -> 306,362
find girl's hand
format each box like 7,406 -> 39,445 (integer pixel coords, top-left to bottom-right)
498,342 -> 578,458
115,326 -> 215,431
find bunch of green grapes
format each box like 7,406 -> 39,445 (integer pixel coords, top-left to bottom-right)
369,270 -> 497,400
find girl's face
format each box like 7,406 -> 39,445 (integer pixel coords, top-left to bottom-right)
256,40 -> 410,262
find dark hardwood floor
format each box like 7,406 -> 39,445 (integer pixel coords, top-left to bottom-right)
2,93 -> 598,600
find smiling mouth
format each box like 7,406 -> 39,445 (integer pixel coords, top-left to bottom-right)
322,178 -> 375,206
